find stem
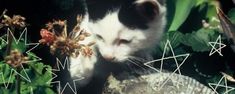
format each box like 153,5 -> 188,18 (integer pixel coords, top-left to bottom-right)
6,27 -> 20,94
16,67 -> 21,94
6,27 -> 14,55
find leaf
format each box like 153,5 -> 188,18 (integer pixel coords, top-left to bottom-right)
0,87 -> 16,94
28,62 -> 47,75
167,31 -> 184,47
168,0 -> 196,31
157,31 -> 184,55
11,40 -> 27,53
182,28 -> 220,52
24,63 -> 52,86
20,63 -> 53,93
195,0 -> 206,6
227,8 -> 235,24
0,37 -> 7,50
206,4 -> 217,22
0,35 -> 7,52
0,64 -> 15,84
21,83 -> 55,94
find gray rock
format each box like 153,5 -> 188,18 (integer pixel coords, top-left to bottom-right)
103,72 -> 215,94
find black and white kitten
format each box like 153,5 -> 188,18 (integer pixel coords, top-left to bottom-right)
69,0 -> 166,85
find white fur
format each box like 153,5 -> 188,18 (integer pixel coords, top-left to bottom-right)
69,0 -> 166,86
69,14 -> 97,85
89,0 -> 166,62
88,12 -> 147,61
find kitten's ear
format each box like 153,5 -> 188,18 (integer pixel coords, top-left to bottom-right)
135,0 -> 162,21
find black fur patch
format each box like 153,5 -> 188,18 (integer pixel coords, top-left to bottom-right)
86,0 -> 123,21
118,0 -> 149,29
86,0 -> 161,30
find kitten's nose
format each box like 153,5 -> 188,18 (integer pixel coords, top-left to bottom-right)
103,56 -> 115,61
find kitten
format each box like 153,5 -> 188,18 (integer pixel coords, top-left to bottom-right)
69,0 -> 167,85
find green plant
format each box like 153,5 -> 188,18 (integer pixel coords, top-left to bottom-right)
0,10 -> 55,94
161,0 -> 235,94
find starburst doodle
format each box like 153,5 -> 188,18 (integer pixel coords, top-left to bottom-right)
209,35 -> 226,56
46,57 -> 84,94
0,28 -> 41,88
0,34 -> 7,49
208,73 -> 235,94
144,40 -> 190,91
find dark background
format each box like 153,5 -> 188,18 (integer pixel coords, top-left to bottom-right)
0,0 -> 235,94
0,0 -> 234,65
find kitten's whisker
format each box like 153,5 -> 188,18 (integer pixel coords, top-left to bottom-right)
127,59 -> 147,72
125,60 -> 140,74
129,57 -> 144,64
128,56 -> 147,62
125,62 -> 134,71
128,56 -> 154,74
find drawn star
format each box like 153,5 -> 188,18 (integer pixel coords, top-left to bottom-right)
208,74 -> 235,94
0,28 -> 41,88
46,57 -> 84,94
209,35 -> 226,56
0,34 -> 7,49
144,40 -> 190,91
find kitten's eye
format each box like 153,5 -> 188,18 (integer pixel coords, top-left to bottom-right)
118,39 -> 132,45
96,34 -> 104,40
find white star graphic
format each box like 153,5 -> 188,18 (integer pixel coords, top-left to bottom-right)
0,34 -> 7,49
6,28 -> 41,62
208,74 -> 235,94
209,35 -> 226,56
46,57 -> 84,94
144,40 -> 190,91
0,28 -> 41,88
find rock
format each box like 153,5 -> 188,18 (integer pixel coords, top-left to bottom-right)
103,72 -> 215,94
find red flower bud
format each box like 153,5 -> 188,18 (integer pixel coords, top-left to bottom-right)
39,29 -> 55,45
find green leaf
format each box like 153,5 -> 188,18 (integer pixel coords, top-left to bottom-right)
182,28 -> 220,52
20,63 -> 53,93
157,31 -> 184,56
28,62 -> 47,75
160,31 -> 183,49
27,52 -> 41,62
0,64 -> 15,84
195,0 -> 206,6
0,87 -> 16,94
11,40 -> 27,53
0,36 -> 7,50
24,63 -> 52,86
228,8 -> 235,24
168,0 -> 196,31
21,83 -> 55,94
206,4 -> 217,22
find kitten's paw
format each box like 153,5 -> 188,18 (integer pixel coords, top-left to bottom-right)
69,53 -> 97,86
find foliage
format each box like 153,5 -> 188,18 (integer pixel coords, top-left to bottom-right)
0,28 -> 55,93
167,0 -> 196,31
162,0 -> 235,94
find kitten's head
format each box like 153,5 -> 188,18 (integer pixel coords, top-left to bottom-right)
87,0 -> 166,62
